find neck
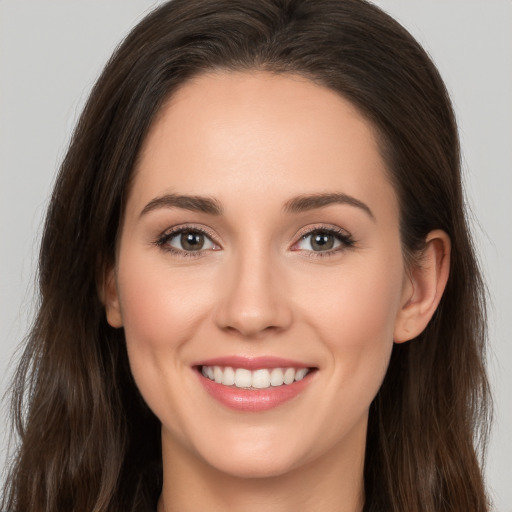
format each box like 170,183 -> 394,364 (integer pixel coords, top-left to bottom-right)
157,427 -> 366,512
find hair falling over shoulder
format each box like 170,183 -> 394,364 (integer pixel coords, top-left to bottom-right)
2,1 -> 491,511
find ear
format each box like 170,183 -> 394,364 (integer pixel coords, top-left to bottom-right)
99,266 -> 123,328
394,229 -> 451,343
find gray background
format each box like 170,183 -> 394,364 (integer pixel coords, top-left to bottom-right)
1,1 -> 511,509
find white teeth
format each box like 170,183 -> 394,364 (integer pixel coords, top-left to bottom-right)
270,368 -> 284,386
283,368 -> 295,385
234,368 -> 252,388
214,366 -> 223,383
202,365 -> 311,389
222,366 -> 235,386
252,369 -> 271,389
295,368 -> 309,381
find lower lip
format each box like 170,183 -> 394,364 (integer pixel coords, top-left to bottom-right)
196,369 -> 315,412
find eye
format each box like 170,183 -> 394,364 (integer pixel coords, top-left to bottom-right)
293,228 -> 354,253
157,228 -> 218,254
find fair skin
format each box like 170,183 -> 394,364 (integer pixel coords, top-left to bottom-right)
104,71 -> 450,512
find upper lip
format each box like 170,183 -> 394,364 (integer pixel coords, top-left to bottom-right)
192,356 -> 314,370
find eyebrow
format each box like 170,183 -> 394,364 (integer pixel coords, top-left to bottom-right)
140,193 -> 223,217
139,191 -> 374,220
284,193 -> 375,220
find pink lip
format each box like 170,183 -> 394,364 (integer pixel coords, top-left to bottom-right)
193,355 -> 311,370
193,356 -> 317,412
198,374 -> 313,412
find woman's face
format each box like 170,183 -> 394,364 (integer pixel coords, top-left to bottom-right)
106,71 -> 413,478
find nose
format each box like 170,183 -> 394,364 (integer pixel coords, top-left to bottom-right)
214,248 -> 293,339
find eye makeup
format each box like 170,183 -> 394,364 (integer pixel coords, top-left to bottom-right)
154,224 -> 221,258
152,222 -> 356,259
290,223 -> 356,258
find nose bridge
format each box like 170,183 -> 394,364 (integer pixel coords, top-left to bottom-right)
215,237 -> 292,337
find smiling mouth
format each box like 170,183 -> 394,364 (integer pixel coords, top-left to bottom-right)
198,365 -> 315,389
195,362 -> 317,412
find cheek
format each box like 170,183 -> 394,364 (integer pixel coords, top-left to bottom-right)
114,252 -> 220,428
117,254 -> 211,348
305,262 -> 403,340
297,250 -> 405,381
115,253 -> 219,406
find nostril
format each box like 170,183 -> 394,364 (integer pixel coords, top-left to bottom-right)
221,323 -> 283,339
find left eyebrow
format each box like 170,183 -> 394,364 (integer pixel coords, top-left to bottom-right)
139,193 -> 224,217
283,193 -> 375,221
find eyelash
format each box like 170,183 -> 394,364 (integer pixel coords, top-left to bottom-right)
154,224 -> 355,258
292,224 -> 355,258
155,225 -> 219,258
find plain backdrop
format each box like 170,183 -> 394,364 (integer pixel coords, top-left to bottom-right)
1,1 -> 511,509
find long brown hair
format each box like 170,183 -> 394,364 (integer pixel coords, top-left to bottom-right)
2,1 -> 491,510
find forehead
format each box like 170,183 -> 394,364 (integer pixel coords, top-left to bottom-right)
129,71 -> 397,219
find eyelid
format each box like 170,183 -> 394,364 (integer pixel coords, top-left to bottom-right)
155,223 -> 222,254
290,223 -> 355,254
293,223 -> 352,240
159,223 -> 220,242
154,222 -> 353,257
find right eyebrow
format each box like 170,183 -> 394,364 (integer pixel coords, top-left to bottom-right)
139,193 -> 224,217
283,192 -> 375,221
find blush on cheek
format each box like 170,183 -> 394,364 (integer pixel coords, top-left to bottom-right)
118,253 -> 207,345
307,276 -> 400,350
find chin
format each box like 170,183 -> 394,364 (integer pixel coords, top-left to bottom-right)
205,452 -> 303,480
203,433 -> 321,481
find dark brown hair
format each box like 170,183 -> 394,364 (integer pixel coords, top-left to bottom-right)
2,1 -> 491,511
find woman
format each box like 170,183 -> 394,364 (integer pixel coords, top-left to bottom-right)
1,0 -> 491,511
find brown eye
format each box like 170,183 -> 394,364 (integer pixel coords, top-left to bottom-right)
180,231 -> 205,251
310,231 -> 335,251
162,229 -> 217,253
294,228 -> 354,254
